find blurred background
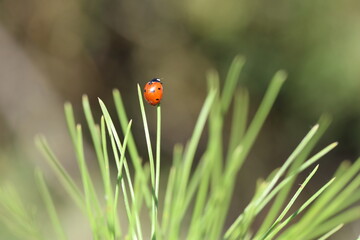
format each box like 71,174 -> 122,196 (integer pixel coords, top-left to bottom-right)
0,0 -> 359,239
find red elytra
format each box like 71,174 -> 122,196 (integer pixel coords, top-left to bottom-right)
143,78 -> 163,106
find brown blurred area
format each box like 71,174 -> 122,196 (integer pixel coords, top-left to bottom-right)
0,0 -> 359,239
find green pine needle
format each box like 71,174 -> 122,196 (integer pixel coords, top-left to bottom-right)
0,56 -> 359,240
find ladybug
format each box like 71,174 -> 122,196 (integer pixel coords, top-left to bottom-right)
143,78 -> 163,106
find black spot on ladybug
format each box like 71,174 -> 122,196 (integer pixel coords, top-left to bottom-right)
158,88 -> 161,90
156,98 -> 159,101
144,89 -> 146,92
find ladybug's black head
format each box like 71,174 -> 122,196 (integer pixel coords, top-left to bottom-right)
150,78 -> 161,83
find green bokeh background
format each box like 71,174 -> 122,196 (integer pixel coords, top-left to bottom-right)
0,0 -> 359,239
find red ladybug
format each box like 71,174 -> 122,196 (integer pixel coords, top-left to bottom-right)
143,78 -> 163,106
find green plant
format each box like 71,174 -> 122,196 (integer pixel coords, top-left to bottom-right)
0,55 -> 359,240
